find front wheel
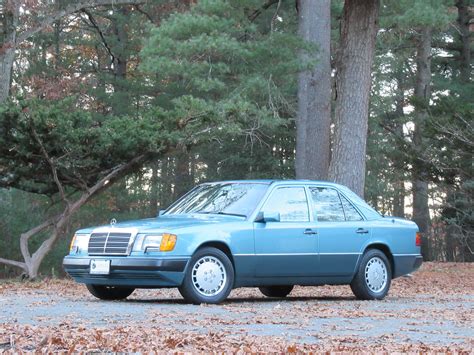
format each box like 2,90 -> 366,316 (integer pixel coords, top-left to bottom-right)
259,285 -> 294,298
86,284 -> 135,300
350,249 -> 392,300
179,247 -> 234,304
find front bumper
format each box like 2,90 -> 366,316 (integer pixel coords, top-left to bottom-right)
63,256 -> 189,287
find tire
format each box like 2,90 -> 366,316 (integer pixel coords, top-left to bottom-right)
350,249 -> 392,300
86,284 -> 135,300
179,247 -> 234,304
259,285 -> 294,298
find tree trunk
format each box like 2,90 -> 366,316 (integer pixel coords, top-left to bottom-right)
392,72 -> 405,217
160,156 -> 173,208
111,7 -> 130,116
149,160 -> 159,215
295,0 -> 331,180
455,0 -> 471,262
456,0 -> 471,82
444,175 -> 457,262
393,181 -> 405,217
328,0 -> 380,197
174,146 -> 192,200
412,27 -> 432,260
0,2 -> 19,104
0,155 -> 146,278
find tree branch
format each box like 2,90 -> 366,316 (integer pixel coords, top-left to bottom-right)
29,153 -> 149,265
12,153 -> 149,274
270,0 -> 282,32
134,5 -> 154,23
248,0 -> 280,22
81,9 -> 116,66
16,0 -> 144,44
19,215 -> 58,264
30,123 -> 69,207
0,257 -> 27,271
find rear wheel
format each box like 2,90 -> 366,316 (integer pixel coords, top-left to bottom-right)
86,284 -> 135,300
179,247 -> 234,304
259,285 -> 294,298
350,249 -> 391,300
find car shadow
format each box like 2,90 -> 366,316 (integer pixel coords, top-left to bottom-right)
225,295 -> 356,303
124,295 -> 355,305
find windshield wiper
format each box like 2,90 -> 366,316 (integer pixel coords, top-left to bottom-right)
215,211 -> 247,218
196,211 -> 246,218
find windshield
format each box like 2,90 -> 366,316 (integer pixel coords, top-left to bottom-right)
164,183 -> 269,218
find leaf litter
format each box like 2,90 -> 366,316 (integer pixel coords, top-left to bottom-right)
0,262 -> 472,352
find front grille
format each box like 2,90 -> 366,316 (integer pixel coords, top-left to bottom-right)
88,232 -> 132,255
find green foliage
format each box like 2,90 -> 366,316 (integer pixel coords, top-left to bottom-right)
0,97 -> 171,195
139,0 -> 303,187
368,0 -> 472,260
382,0 -> 454,29
140,0 -> 306,144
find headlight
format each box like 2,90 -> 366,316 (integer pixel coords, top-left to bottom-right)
133,233 -> 177,252
142,235 -> 162,252
132,234 -> 146,252
70,234 -> 89,254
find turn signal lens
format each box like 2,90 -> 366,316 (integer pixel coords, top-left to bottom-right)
416,232 -> 422,247
69,235 -> 77,252
160,233 -> 177,251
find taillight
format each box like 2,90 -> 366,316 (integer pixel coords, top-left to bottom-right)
416,232 -> 422,247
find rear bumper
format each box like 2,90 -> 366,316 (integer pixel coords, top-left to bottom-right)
63,256 -> 189,287
392,254 -> 423,278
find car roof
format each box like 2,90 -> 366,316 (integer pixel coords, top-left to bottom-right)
205,179 -> 346,188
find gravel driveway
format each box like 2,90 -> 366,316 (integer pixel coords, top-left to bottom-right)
0,263 -> 472,352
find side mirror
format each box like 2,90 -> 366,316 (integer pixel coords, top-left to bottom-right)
158,209 -> 166,217
255,211 -> 280,223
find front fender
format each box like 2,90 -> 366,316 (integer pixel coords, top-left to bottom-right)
177,224 -> 255,282
187,229 -> 234,255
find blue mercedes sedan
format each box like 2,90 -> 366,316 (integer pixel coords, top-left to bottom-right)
63,180 -> 422,304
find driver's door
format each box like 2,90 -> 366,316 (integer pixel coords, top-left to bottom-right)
253,186 -> 318,277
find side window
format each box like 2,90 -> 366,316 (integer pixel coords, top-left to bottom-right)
310,187 -> 345,222
340,194 -> 363,221
262,187 -> 309,222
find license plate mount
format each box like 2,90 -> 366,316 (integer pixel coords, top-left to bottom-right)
90,259 -> 110,275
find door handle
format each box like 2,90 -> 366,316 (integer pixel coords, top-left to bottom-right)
304,229 -> 317,235
356,228 -> 369,234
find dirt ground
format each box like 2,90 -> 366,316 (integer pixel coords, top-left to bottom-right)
0,262 -> 473,352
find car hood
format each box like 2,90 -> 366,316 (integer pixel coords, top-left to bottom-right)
75,214 -> 245,234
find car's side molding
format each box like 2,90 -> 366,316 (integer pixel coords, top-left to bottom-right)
233,252 -> 362,256
392,253 -> 421,256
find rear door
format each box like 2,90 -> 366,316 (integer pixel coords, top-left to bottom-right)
254,186 -> 318,277
309,186 -> 369,276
